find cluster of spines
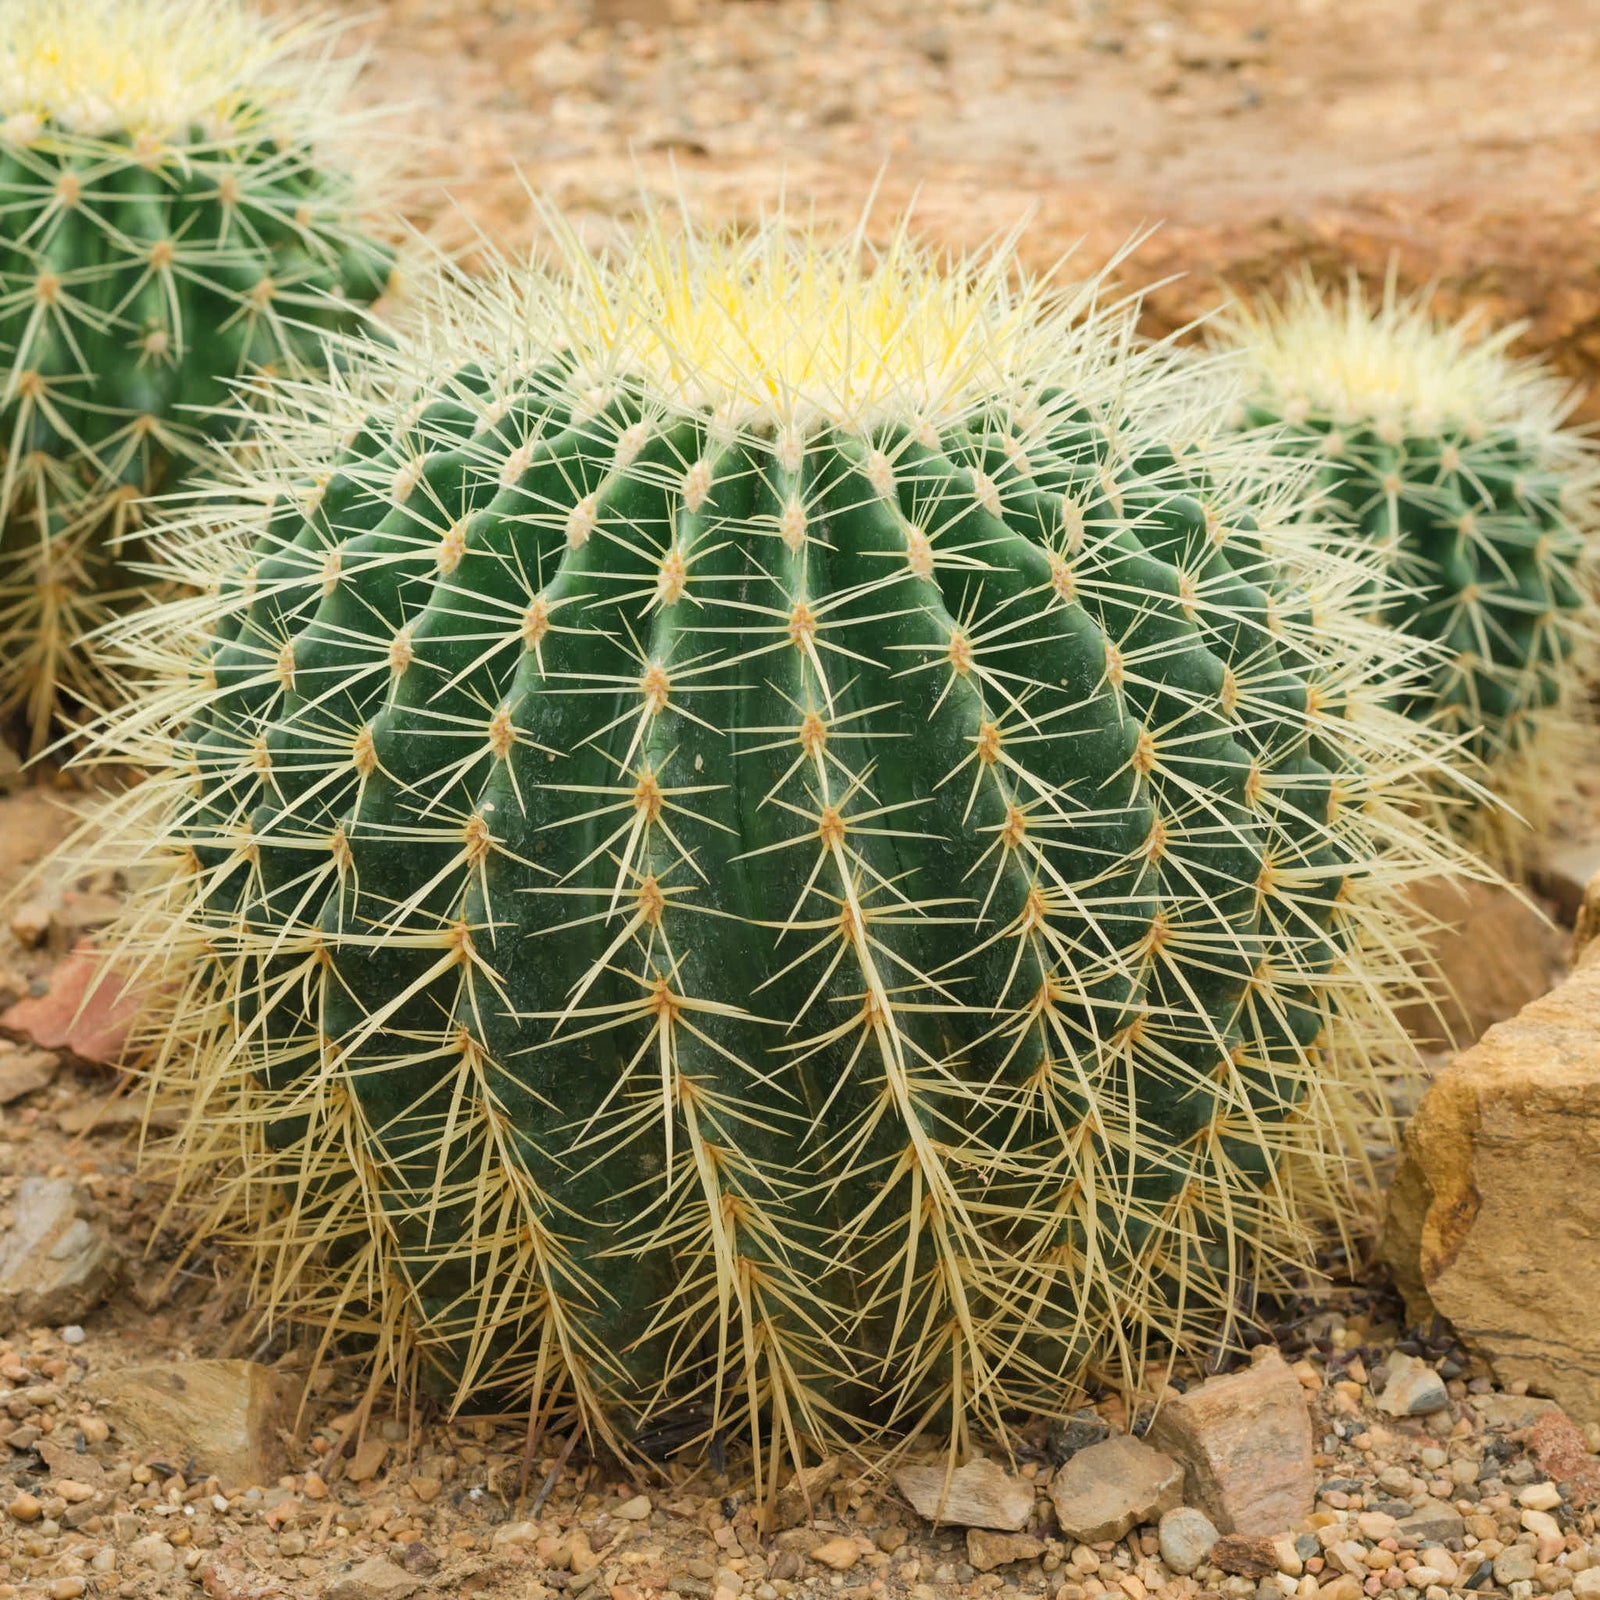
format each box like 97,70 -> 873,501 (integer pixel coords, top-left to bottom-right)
77,232 -> 1473,1485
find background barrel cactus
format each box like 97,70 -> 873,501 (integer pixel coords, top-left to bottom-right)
1217,277 -> 1599,846
82,216 -> 1470,1475
0,0 -> 396,751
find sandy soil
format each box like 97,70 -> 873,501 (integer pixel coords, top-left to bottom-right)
320,0 -> 1600,408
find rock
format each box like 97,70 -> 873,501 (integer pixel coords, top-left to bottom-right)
0,1176 -> 118,1331
1146,1351 -> 1314,1535
1572,1570 -> 1600,1600
127,1534 -> 176,1574
322,1556 -> 421,1600
1375,1353 -> 1449,1417
1380,952 -> 1600,1425
1526,1410 -> 1600,1504
894,1457 -> 1036,1531
1493,1546 -> 1538,1586
967,1529 -> 1045,1572
0,945 -> 139,1064
1048,1435 -> 1184,1542
1212,1535 -> 1280,1577
346,1437 -> 389,1483
0,1044 -> 57,1104
614,1493 -> 651,1520
88,1360 -> 302,1489
809,1536 -> 860,1571
1397,877 -> 1561,1050
491,1521 -> 540,1548
1318,1578 -> 1364,1600
770,1457 -> 841,1530
1158,1507 -> 1219,1575
1395,1498 -> 1466,1545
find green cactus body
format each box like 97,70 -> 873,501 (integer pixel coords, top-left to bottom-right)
0,0 -> 394,750
1220,280 -> 1597,824
89,223 -> 1462,1467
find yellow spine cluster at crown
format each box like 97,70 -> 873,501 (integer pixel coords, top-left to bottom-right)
466,212 -> 1068,431
0,0 -> 340,139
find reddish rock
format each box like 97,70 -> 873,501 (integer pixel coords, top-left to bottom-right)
1,945 -> 139,1064
1525,1409 -> 1600,1506
1212,1534 -> 1280,1576
1145,1350 -> 1314,1535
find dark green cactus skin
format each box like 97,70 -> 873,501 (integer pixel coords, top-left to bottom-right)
1242,406 -> 1587,772
170,355 -> 1369,1440
0,112 -> 392,745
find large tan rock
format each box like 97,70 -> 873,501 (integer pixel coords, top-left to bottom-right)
1048,1436 -> 1184,1541
1145,1350 -> 1314,1535
1396,878 -> 1563,1050
88,1360 -> 303,1490
1380,949 -> 1600,1425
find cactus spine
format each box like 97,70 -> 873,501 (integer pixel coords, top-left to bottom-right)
0,0 -> 395,751
1218,277 -> 1598,844
84,217 -> 1468,1472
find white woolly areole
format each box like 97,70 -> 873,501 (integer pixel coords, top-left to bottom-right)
1219,273 -> 1585,448
0,0 -> 361,140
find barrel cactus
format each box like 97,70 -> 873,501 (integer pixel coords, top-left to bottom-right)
1217,277 -> 1598,842
84,218 -> 1467,1472
0,0 -> 396,751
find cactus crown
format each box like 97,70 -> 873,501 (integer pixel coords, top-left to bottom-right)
81,215 -> 1471,1480
0,0 -> 360,139
0,0 -> 394,751
1218,275 -> 1598,838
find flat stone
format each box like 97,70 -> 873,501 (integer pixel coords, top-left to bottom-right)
322,1555 -> 421,1600
1395,1498 -> 1466,1545
1048,1435 -> 1184,1542
1146,1351 -> 1314,1535
87,1360 -> 302,1490
0,1045 -> 57,1104
967,1529 -> 1045,1572
1380,950 -> 1600,1425
0,1176 -> 118,1332
0,945 -> 138,1065
1375,1353 -> 1449,1417
895,1457 -> 1036,1531
1158,1507 -> 1219,1575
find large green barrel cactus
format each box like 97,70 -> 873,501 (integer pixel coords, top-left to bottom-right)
0,0 -> 395,751
86,219 -> 1465,1471
1218,278 -> 1598,839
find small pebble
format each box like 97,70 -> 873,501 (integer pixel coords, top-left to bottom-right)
1159,1508 -> 1220,1576
58,1325 -> 85,1345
